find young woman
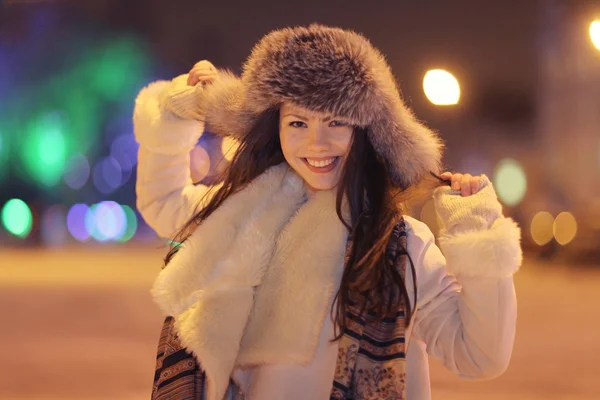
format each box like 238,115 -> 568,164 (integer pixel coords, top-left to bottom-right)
134,25 -> 522,400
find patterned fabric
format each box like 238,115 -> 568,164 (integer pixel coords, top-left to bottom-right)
152,316 -> 201,399
152,317 -> 245,400
151,218 -> 409,400
330,218 -> 409,399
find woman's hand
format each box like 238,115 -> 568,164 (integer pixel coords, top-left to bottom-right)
158,60 -> 218,119
440,172 -> 482,197
434,173 -> 503,233
187,60 -> 217,86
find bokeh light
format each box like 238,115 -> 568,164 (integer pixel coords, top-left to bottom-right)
0,129 -> 7,183
92,156 -> 123,194
66,202 -> 136,243
110,133 -> 139,172
553,212 -> 578,246
2,199 -> 33,238
494,158 -> 527,206
118,205 -> 138,242
41,205 -> 68,246
530,211 -> 554,246
21,112 -> 68,187
85,204 -> 107,242
590,20 -> 600,50
94,201 -> 126,240
423,69 -> 460,105
67,204 -> 91,242
86,37 -> 151,102
63,153 -> 91,190
59,87 -> 99,151
3,34 -> 152,194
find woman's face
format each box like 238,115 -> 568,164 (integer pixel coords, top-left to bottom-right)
279,103 -> 354,193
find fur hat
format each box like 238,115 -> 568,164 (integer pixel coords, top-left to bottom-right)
197,24 -> 444,188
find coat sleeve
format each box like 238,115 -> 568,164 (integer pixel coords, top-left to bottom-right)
405,176 -> 522,380
133,79 -> 221,239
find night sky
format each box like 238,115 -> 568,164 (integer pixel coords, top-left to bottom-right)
130,0 -> 542,114
1,0 -> 541,113
6,0 -> 599,136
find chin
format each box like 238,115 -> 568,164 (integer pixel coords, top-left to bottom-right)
307,182 -> 336,191
302,175 -> 340,191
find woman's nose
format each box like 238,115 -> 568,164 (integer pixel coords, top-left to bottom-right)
306,126 -> 330,152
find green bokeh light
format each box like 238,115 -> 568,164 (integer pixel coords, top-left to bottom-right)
61,88 -> 100,155
3,34 -> 152,189
21,112 -> 68,187
0,129 -> 7,183
2,199 -> 33,238
118,205 -> 138,242
87,37 -> 150,102
494,158 -> 527,206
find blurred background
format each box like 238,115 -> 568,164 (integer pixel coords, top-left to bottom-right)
0,0 -> 599,399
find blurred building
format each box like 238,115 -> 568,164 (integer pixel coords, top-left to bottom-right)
535,0 -> 600,258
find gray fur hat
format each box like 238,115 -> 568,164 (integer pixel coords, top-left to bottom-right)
198,24 -> 444,188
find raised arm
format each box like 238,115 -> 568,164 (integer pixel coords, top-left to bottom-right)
134,67 -> 220,239
407,176 -> 522,379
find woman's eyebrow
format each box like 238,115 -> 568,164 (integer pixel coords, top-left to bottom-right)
283,113 -> 342,123
282,113 -> 308,121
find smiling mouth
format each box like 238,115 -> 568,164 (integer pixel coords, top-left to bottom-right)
302,157 -> 340,173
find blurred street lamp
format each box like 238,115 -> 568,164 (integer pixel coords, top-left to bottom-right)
591,20 -> 600,51
553,211 -> 577,245
423,69 -> 461,105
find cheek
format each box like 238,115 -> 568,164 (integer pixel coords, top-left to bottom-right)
336,130 -> 354,154
279,130 -> 298,160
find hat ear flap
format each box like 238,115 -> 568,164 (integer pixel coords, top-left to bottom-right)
197,70 -> 250,140
367,99 -> 445,188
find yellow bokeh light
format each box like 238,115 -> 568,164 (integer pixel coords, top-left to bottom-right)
530,211 -> 555,246
590,20 -> 600,50
553,211 -> 578,246
221,136 -> 239,162
423,69 -> 460,105
494,158 -> 527,206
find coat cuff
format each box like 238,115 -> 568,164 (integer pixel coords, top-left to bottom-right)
437,217 -> 523,278
133,80 -> 204,155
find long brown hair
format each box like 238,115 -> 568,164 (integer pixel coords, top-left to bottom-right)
165,107 -> 444,340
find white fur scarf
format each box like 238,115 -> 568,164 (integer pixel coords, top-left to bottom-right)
151,163 -> 349,400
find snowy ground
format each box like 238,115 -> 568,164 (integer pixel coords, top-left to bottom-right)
1,246 -> 599,399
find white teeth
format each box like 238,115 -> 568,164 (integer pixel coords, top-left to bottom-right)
306,157 -> 336,168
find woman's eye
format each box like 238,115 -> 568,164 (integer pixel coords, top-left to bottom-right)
289,121 -> 307,128
329,120 -> 347,127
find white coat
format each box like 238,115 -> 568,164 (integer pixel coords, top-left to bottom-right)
134,81 -> 522,399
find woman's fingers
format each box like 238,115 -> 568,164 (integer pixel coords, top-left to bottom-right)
187,71 -> 217,86
187,60 -> 217,86
193,60 -> 216,71
440,171 -> 483,196
460,174 -> 473,196
450,173 -> 463,191
470,176 -> 481,195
